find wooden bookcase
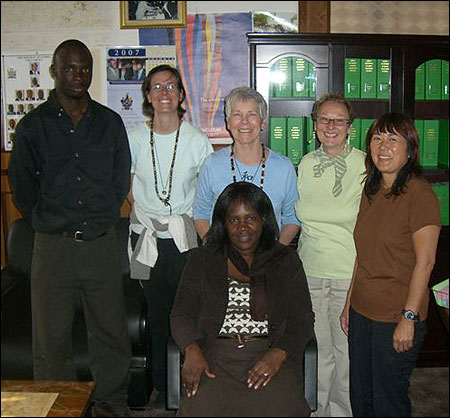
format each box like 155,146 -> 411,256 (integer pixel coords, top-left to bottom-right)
248,33 -> 449,367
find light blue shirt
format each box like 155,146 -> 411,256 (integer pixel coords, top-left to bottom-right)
194,146 -> 300,228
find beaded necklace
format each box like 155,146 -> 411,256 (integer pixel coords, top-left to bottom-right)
230,142 -> 266,190
149,120 -> 181,214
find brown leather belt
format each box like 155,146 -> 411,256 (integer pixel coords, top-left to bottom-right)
219,334 -> 268,349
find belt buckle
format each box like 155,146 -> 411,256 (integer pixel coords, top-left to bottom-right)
74,230 -> 84,242
236,334 -> 246,349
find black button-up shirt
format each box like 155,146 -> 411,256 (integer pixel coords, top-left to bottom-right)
9,90 -> 131,239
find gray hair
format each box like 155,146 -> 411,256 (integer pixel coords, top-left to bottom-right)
224,86 -> 267,120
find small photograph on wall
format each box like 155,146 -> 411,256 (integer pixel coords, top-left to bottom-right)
120,1 -> 186,29
29,61 -> 40,75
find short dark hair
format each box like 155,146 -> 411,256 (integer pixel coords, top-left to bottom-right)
364,112 -> 421,199
205,182 -> 279,253
141,65 -> 186,119
52,39 -> 92,66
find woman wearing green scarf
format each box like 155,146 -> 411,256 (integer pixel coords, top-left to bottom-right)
295,92 -> 366,417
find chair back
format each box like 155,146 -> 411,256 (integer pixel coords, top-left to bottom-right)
6,219 -> 34,277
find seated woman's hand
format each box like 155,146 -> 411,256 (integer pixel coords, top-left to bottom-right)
247,348 -> 287,390
182,342 -> 216,397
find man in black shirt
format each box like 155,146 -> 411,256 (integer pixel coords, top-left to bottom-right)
9,40 -> 132,409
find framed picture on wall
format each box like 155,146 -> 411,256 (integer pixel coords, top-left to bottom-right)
120,1 -> 187,29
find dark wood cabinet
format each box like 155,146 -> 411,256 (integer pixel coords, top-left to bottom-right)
248,33 -> 449,367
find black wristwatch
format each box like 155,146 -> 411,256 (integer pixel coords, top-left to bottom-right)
401,309 -> 420,321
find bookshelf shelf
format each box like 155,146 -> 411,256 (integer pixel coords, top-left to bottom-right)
415,100 -> 449,119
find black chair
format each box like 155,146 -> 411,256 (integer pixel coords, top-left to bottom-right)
167,336 -> 318,412
1,218 -> 152,409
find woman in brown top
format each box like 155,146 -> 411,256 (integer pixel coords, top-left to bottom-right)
171,181 -> 314,417
340,113 -> 441,417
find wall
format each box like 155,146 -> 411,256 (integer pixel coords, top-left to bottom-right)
0,1 -> 298,104
2,1 -> 448,104
331,1 -> 449,35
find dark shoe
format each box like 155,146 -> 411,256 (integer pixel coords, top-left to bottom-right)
153,391 -> 167,410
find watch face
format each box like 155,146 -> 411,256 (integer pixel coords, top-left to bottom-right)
402,309 -> 417,320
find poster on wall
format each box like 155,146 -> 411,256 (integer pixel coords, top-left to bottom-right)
106,45 -> 177,135
139,12 -> 252,143
1,53 -> 53,151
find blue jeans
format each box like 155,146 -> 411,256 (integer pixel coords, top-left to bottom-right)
348,308 -> 427,417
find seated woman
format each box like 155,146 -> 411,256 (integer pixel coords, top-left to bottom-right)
170,182 -> 314,417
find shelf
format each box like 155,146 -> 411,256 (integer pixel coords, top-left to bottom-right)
415,100 -> 449,119
268,99 -> 314,118
422,167 -> 449,184
349,100 -> 390,119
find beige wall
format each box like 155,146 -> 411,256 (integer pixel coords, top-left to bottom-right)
331,1 -> 449,35
1,1 -> 448,104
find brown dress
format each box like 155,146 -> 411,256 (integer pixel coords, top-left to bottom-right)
176,338 -> 309,417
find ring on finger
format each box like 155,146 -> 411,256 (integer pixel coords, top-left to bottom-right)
262,372 -> 269,377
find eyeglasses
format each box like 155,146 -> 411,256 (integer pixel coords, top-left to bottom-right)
316,116 -> 350,127
150,83 -> 177,93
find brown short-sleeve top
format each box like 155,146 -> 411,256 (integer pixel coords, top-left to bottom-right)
351,177 -> 441,322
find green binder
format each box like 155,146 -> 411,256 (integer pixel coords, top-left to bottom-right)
425,60 -> 442,100
360,119 -> 375,152
414,119 -> 425,166
415,63 -> 425,100
438,119 -> 449,168
422,119 -> 439,167
361,59 -> 377,99
441,60 -> 449,100
292,58 -> 309,98
349,119 -> 361,149
308,62 -> 316,99
377,59 -> 391,99
271,58 -> 292,98
269,117 -> 287,155
344,58 -> 361,98
305,117 -> 316,154
287,117 -> 305,166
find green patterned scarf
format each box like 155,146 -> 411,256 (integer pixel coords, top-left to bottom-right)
312,144 -> 352,197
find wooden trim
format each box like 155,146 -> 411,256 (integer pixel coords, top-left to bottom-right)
298,1 -> 330,33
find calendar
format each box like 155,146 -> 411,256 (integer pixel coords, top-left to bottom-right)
106,46 -> 177,135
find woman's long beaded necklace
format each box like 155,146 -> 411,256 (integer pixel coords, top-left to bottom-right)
230,142 -> 266,190
149,120 -> 181,214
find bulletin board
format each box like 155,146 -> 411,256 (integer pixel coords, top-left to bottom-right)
1,52 -> 53,151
